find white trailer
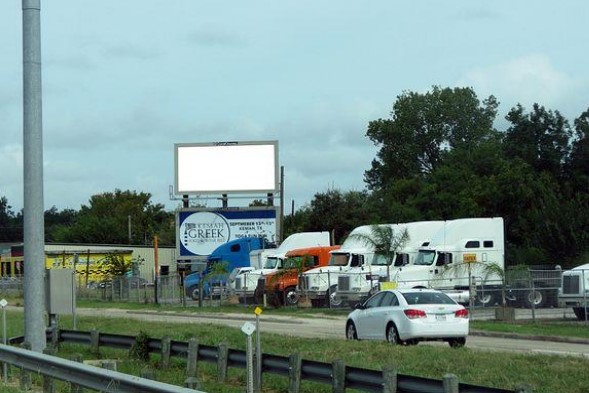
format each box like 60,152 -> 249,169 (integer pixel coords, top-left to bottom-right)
393,217 -> 505,305
335,221 -> 446,306
232,231 -> 331,302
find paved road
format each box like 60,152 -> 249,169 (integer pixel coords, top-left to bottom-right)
75,307 -> 589,358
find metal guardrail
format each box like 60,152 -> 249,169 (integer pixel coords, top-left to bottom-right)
36,329 -> 515,393
0,343 -> 203,393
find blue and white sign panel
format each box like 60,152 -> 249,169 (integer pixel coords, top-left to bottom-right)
177,208 -> 277,257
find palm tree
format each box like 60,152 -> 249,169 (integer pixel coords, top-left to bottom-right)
347,224 -> 409,280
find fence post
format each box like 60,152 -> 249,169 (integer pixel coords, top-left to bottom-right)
443,374 -> 459,393
161,336 -> 171,368
382,364 -> 397,393
19,342 -> 31,391
332,359 -> 345,393
69,354 -> 84,393
90,329 -> 99,354
288,353 -> 302,393
217,343 -> 229,383
42,346 -> 56,393
184,338 -> 200,389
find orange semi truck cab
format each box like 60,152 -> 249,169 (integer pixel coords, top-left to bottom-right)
264,245 -> 340,306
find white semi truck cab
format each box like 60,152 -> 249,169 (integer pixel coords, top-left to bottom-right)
232,231 -> 331,302
299,248 -> 371,307
558,263 -> 589,320
335,221 -> 446,306
393,217 -> 505,306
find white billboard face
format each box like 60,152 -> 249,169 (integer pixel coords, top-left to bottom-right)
175,141 -> 278,194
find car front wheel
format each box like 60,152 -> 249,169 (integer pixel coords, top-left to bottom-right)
386,324 -> 400,345
346,322 -> 358,340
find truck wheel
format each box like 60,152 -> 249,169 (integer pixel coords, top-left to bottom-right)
524,289 -> 547,308
573,307 -> 588,321
253,287 -> 264,304
327,285 -> 342,307
284,287 -> 299,306
187,285 -> 199,301
475,291 -> 498,307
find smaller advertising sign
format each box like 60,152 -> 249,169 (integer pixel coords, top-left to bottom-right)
177,208 -> 277,257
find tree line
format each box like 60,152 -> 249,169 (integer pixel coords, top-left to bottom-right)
2,86 -> 588,267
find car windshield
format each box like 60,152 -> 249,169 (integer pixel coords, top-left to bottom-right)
414,250 -> 436,266
402,291 -> 455,305
329,253 -> 349,267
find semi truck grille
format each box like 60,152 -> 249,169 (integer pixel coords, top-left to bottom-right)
301,276 -> 310,290
563,275 -> 580,295
338,276 -> 350,291
235,277 -> 242,290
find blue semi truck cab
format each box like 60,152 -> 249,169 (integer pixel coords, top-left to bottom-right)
184,236 -> 273,300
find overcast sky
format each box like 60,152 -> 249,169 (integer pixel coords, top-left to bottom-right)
1,1 -> 588,213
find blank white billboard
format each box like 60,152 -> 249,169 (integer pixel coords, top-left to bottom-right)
175,141 -> 278,194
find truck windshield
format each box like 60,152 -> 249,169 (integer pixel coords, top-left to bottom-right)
371,253 -> 390,266
414,250 -> 436,266
264,257 -> 282,269
329,253 -> 349,267
284,255 -> 315,269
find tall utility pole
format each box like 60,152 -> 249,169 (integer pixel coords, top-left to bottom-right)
22,0 -> 47,352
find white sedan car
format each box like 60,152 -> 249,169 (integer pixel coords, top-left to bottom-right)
345,288 -> 469,347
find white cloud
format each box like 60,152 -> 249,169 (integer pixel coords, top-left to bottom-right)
460,54 -> 577,114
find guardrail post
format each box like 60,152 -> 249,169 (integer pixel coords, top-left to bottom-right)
443,373 -> 459,393
184,338 -> 200,389
332,359 -> 345,393
43,346 -> 56,393
161,336 -> 171,368
49,325 -> 59,349
382,364 -> 397,393
217,343 -> 228,383
69,354 -> 84,393
90,329 -> 99,354
19,342 -> 31,391
516,383 -> 534,392
288,353 -> 302,393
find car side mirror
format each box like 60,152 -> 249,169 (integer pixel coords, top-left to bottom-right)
354,303 -> 365,310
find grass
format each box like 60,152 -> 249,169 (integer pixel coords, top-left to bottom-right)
471,319 -> 589,339
3,308 -> 589,393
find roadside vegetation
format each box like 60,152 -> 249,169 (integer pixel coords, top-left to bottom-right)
3,306 -> 589,393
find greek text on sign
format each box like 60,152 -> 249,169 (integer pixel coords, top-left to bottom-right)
463,253 -> 477,263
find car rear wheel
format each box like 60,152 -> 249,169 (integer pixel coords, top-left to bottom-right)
386,324 -> 400,345
346,322 -> 358,340
448,337 -> 466,348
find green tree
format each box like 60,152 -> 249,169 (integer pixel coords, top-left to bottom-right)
44,206 -> 77,242
0,196 -> 22,242
364,86 -> 498,190
306,188 -> 376,244
504,103 -> 576,179
51,189 -> 174,245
